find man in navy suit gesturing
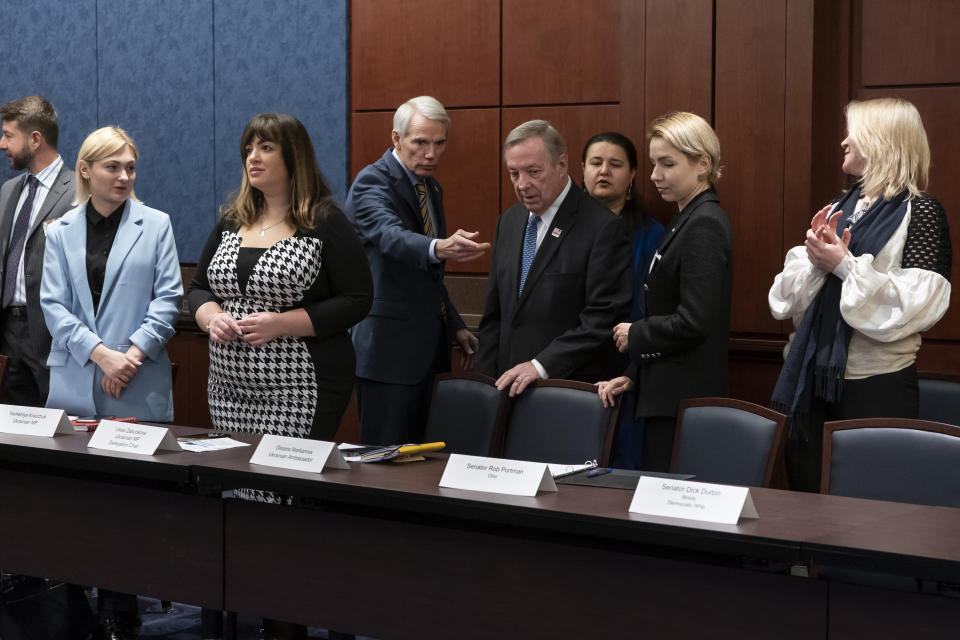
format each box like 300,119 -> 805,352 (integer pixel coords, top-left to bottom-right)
346,96 -> 489,445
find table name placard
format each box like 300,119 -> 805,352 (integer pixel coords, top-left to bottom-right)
88,421 -> 182,455
439,454 -> 557,496
249,434 -> 349,473
629,476 -> 758,525
0,405 -> 74,437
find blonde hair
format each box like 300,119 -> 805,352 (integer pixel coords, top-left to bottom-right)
73,126 -> 140,206
845,97 -> 929,200
221,113 -> 332,232
648,112 -> 722,185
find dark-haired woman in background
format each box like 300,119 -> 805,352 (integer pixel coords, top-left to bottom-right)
769,97 -> 951,492
583,132 -> 664,468
188,113 -> 372,449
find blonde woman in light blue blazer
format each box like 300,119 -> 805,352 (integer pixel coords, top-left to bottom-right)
40,127 -> 182,421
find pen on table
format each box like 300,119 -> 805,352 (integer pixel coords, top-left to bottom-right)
586,467 -> 613,478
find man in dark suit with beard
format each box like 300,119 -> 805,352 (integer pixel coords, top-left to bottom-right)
0,95 -> 74,407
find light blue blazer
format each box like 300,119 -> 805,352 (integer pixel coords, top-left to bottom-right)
40,200 -> 183,421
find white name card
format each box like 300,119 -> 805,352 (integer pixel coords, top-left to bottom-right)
249,434 -> 349,473
88,421 -> 183,455
0,405 -> 74,437
439,454 -> 557,496
629,476 -> 758,525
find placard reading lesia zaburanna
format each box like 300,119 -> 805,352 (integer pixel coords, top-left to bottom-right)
88,421 -> 182,455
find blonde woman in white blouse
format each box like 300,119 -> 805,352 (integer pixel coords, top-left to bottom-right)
768,97 -> 952,492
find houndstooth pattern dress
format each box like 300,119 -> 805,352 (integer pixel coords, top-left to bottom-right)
206,231 -> 322,438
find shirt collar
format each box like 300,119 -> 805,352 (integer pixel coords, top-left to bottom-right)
31,155 -> 63,190
531,177 -> 572,230
391,148 -> 421,187
86,199 -> 125,227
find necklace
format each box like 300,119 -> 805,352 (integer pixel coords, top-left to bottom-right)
259,217 -> 286,237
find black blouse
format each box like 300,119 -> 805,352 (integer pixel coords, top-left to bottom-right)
85,200 -> 124,311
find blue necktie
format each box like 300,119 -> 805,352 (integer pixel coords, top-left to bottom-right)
518,214 -> 540,296
3,175 -> 39,308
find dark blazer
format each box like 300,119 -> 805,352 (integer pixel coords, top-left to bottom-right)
0,164 -> 75,358
477,182 -> 632,382
345,149 -> 465,385
628,188 -> 733,417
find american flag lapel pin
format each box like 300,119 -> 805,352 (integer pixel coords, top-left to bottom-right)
551,227 -> 562,238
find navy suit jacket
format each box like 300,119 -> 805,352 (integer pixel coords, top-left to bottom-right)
345,149 -> 465,384
477,184 -> 632,382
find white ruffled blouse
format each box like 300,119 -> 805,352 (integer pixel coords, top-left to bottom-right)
769,195 -> 952,379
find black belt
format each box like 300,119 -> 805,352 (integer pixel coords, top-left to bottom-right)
2,306 -> 27,319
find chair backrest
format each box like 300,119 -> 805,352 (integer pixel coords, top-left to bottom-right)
423,373 -> 509,457
822,418 -> 960,507
917,372 -> 960,426
501,380 -> 618,465
670,397 -> 787,487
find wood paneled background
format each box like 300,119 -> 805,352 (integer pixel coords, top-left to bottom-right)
172,0 -> 960,432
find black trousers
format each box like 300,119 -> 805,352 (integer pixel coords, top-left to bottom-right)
786,364 -> 919,493
356,333 -> 447,446
643,416 -> 678,473
0,307 -> 48,407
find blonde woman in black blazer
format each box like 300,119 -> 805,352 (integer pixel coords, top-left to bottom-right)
597,112 -> 733,471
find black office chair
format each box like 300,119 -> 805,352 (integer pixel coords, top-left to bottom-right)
670,398 -> 787,487
820,418 -> 960,592
501,379 -> 618,465
423,373 -> 510,456
917,372 -> 960,426
822,417 -> 960,506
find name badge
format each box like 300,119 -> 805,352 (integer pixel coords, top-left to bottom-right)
0,405 -> 74,437
629,476 -> 758,524
249,434 -> 349,473
88,421 -> 183,455
439,454 -> 557,496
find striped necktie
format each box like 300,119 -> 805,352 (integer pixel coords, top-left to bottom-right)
415,181 -> 434,238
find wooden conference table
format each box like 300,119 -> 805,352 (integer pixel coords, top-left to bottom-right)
0,427 -> 958,638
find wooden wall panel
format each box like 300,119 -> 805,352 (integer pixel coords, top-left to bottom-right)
860,0 -> 960,86
642,0 -> 714,223
502,0 -> 620,105
858,86 -> 960,341
350,109 -> 501,273
350,0 -> 500,110
349,111 -> 395,181
434,108 -> 502,273
499,105 -> 621,211
714,0 -> 786,335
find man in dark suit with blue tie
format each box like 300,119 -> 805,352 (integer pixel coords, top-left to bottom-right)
477,120 -> 632,396
346,96 -> 490,445
0,96 -> 75,408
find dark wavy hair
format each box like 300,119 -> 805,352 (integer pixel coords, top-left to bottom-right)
581,131 -> 649,226
221,113 -> 333,232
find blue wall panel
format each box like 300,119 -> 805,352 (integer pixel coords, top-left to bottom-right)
213,0 -> 349,208
97,0 -> 215,262
0,0 -> 348,261
0,0 -> 98,187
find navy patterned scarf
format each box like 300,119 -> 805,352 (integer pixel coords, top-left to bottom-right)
771,186 -> 909,424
